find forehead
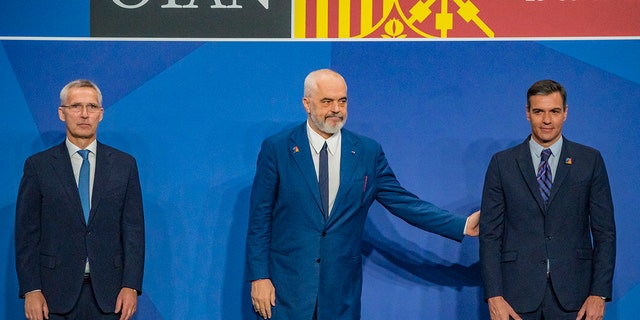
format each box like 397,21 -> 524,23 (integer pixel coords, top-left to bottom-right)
66,87 -> 99,101
314,75 -> 346,96
529,92 -> 563,109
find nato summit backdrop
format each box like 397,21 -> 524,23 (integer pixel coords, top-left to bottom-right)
1,1 -> 639,319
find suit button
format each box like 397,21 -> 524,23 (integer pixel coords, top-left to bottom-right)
546,236 -> 551,241
316,258 -> 321,263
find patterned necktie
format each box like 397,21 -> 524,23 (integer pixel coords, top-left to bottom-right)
319,142 -> 329,220
77,150 -> 91,222
536,148 -> 552,204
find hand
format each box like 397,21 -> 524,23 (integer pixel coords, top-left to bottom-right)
487,296 -> 521,320
576,295 -> 605,320
251,278 -> 276,319
115,287 -> 138,320
464,210 -> 480,237
24,291 -> 49,320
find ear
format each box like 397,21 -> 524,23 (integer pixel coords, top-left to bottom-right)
58,107 -> 66,122
525,105 -> 531,122
563,105 -> 568,122
302,97 -> 311,113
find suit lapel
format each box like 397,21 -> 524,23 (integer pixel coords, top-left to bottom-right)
90,142 -> 113,225
548,137 -> 571,205
515,139 -> 548,213
49,142 -> 87,225
289,124 -> 325,218
330,130 -> 360,222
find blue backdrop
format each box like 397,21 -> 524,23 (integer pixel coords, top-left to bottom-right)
1,39 -> 639,319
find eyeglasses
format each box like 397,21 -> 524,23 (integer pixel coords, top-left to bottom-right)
61,103 -> 103,113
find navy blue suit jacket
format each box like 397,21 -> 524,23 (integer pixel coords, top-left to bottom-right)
480,136 -> 615,312
15,141 -> 145,314
246,122 -> 467,319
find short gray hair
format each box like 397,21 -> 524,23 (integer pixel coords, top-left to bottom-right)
60,79 -> 103,106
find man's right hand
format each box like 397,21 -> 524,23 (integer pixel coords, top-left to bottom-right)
24,291 -> 49,320
251,279 -> 276,319
488,296 -> 521,320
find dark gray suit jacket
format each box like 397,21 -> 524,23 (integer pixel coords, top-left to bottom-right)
480,136 -> 615,312
15,141 -> 145,314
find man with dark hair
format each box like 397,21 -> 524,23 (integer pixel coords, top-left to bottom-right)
480,79 -> 615,320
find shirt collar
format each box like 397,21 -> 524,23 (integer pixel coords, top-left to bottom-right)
306,120 -> 341,156
66,138 -> 98,157
529,136 -> 563,159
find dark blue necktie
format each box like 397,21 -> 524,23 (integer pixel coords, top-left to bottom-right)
319,142 -> 329,220
536,148 -> 552,204
77,150 -> 91,222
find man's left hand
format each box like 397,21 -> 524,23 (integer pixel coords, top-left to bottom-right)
115,287 -> 138,320
576,295 -> 605,320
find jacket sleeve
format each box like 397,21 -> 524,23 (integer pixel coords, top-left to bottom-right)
245,139 -> 278,281
121,158 -> 145,294
479,154 -> 506,300
15,157 -> 43,298
587,152 -> 615,299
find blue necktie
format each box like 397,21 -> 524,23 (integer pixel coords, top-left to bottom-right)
77,150 -> 91,223
319,142 -> 329,220
536,148 -> 552,204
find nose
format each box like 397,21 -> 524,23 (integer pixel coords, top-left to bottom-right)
330,101 -> 341,113
79,107 -> 90,117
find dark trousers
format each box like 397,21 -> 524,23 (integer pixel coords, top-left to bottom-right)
49,276 -> 119,320
519,280 -> 578,320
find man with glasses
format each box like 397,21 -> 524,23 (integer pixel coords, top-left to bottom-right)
15,79 -> 145,320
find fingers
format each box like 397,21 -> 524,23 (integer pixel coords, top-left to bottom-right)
115,288 -> 138,320
251,279 -> 276,319
24,291 -> 48,320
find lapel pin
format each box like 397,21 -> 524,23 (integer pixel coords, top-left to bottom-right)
565,157 -> 572,165
292,146 -> 299,153
351,150 -> 356,155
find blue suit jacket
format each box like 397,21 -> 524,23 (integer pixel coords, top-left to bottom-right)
15,141 -> 145,314
479,136 -> 615,313
246,122 -> 466,319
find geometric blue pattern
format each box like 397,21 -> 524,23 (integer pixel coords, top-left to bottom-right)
1,39 -> 639,320
2,41 -> 204,146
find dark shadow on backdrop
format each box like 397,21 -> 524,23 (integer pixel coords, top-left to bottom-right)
362,205 -> 490,320
222,185 -> 255,320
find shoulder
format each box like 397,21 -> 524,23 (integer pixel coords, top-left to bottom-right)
491,140 -> 527,161
25,142 -> 65,163
341,128 -> 381,150
97,142 -> 136,162
262,122 -> 305,144
563,138 -> 601,157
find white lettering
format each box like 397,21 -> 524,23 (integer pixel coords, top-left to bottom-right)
162,0 -> 198,8
113,0 -> 149,9
257,0 -> 268,9
113,0 -> 269,10
211,0 -> 241,9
